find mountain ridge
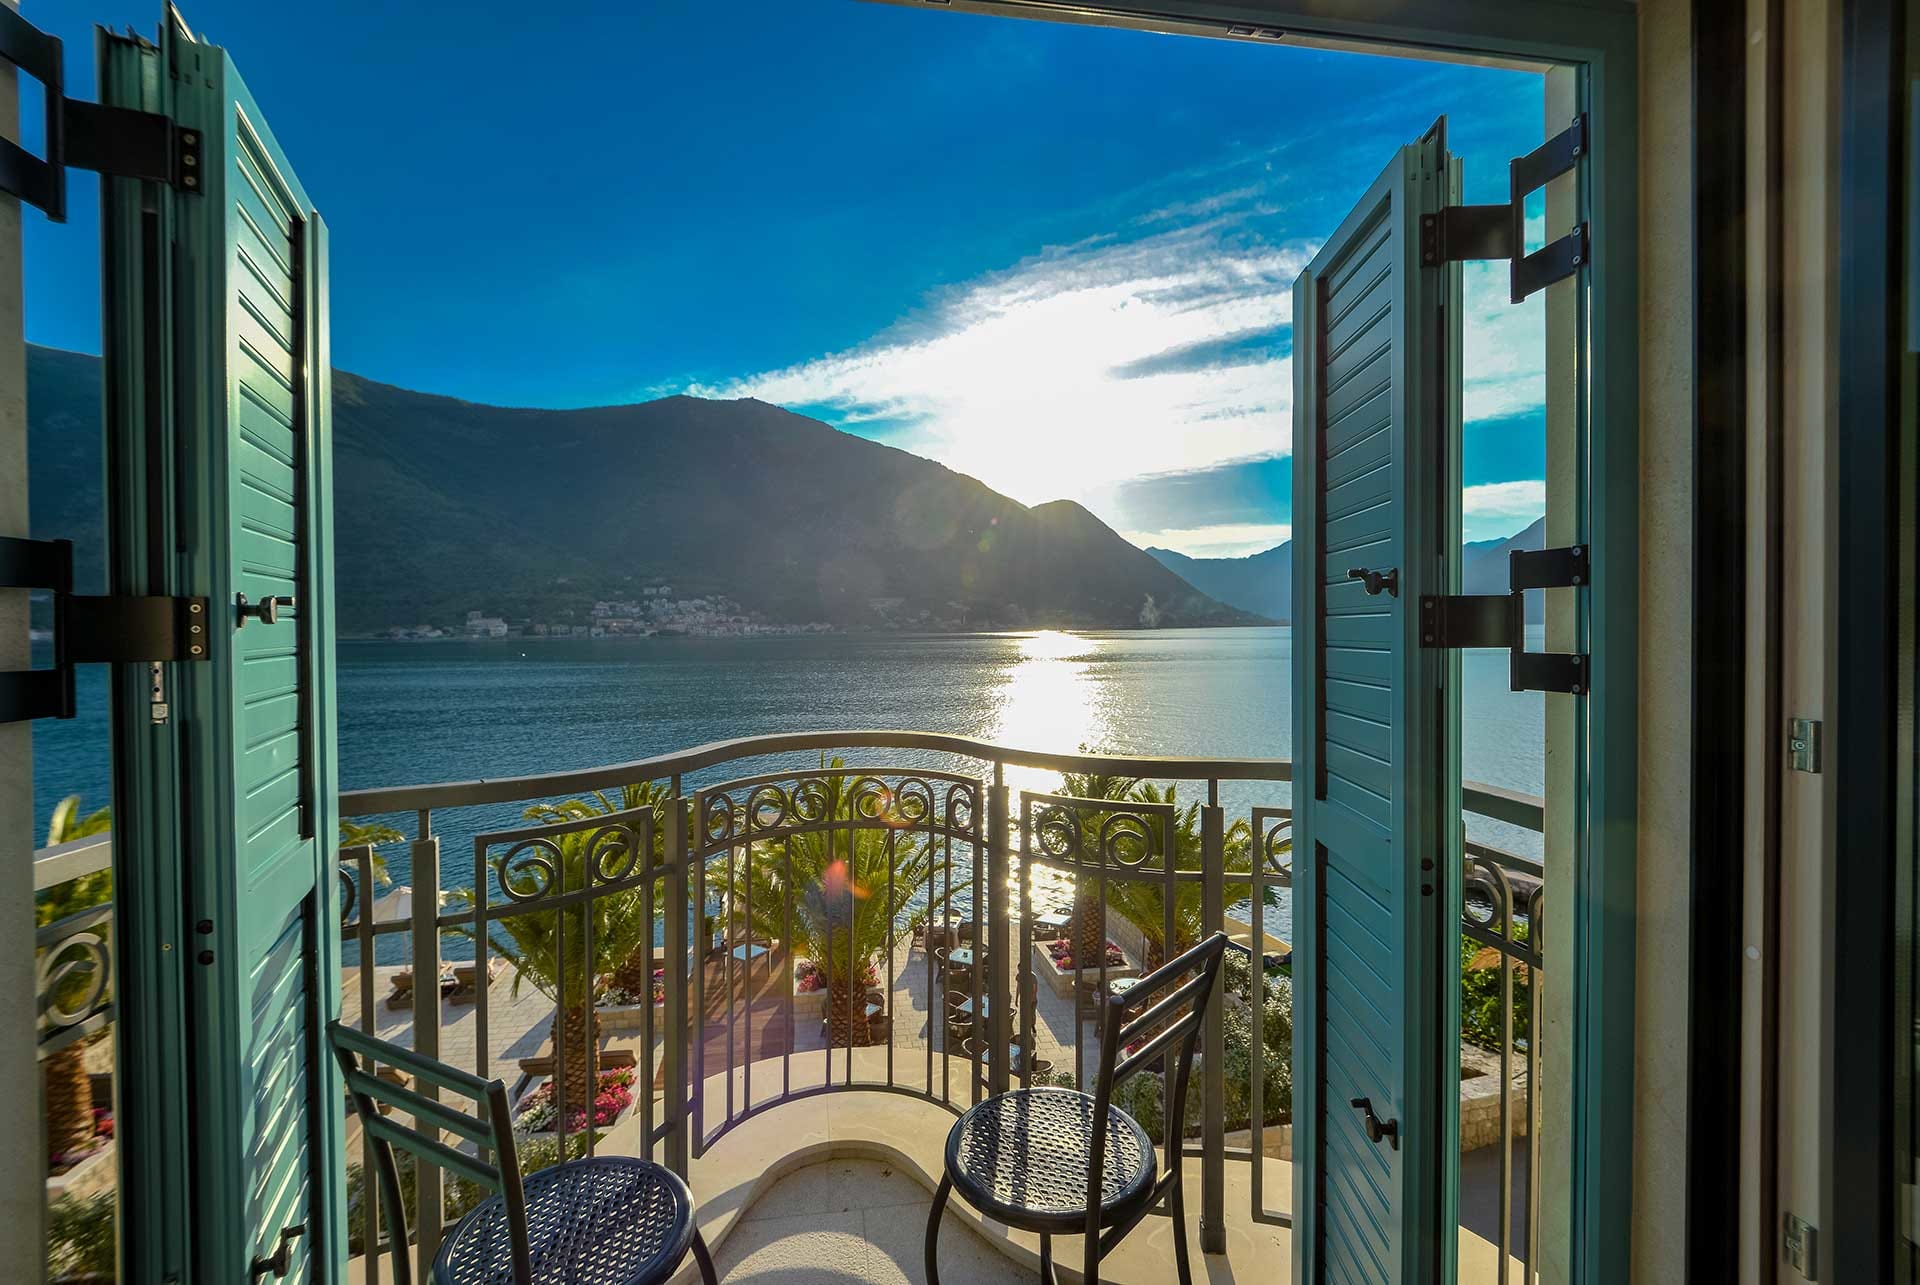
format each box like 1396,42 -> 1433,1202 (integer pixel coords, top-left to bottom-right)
26,345 -> 1259,634
1146,513 -> 1547,623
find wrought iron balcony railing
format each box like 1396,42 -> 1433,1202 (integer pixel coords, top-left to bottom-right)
30,730 -> 1545,1282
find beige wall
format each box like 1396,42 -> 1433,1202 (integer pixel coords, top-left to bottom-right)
1634,1 -> 1695,1282
1756,1 -> 1838,1280
0,0 -> 44,1278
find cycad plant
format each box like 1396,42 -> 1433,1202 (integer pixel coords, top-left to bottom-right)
1056,769 -> 1141,974
520,782 -> 675,999
451,783 -> 667,1111
729,763 -> 943,1047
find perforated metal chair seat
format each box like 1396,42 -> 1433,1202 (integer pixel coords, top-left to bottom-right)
943,1086 -> 1157,1234
434,1156 -> 698,1285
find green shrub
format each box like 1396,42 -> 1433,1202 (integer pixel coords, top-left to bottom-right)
47,1192 -> 116,1282
1460,922 -> 1534,1054
1037,956 -> 1294,1140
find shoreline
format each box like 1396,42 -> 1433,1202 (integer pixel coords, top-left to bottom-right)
337,622 -> 1293,644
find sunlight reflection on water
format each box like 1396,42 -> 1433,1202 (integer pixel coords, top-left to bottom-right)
990,631 -> 1113,798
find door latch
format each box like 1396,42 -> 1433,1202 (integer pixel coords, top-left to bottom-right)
249,1224 -> 305,1280
235,593 -> 295,627
1347,566 -> 1399,598
1349,1096 -> 1400,1149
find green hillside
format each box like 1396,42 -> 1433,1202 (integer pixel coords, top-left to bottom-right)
27,345 -> 1256,635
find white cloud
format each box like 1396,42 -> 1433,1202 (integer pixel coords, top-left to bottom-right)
688,177 -> 1546,518
1462,479 -> 1546,541
1462,260 -> 1546,423
690,225 -> 1307,506
1124,522 -> 1292,559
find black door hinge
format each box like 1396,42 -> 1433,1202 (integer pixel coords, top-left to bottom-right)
1421,113 -> 1589,302
0,8 -> 201,222
1420,544 -> 1591,695
1,536 -> 209,724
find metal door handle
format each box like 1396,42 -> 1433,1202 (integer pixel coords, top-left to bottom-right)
1350,1097 -> 1399,1148
235,593 -> 295,627
250,1224 -> 305,1279
1346,567 -> 1399,598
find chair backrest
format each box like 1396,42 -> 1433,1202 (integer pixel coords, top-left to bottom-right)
329,1020 -> 532,1285
1086,933 -> 1230,1223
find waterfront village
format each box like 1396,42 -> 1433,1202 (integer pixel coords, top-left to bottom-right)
383,584 -> 837,642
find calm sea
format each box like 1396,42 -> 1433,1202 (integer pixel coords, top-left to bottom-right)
32,626 -> 1545,867
34,628 -> 1542,960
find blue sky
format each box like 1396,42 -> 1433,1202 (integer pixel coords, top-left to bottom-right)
22,0 -> 1546,555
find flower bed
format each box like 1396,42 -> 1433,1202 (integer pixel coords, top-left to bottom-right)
513,1066 -> 635,1136
1032,937 -> 1136,998
597,969 -> 667,1034
792,958 -> 883,1017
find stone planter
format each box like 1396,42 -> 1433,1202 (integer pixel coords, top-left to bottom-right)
792,987 -> 828,1018
1031,939 -> 1137,999
595,1000 -> 663,1035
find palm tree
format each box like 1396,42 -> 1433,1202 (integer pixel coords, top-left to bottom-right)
1053,776 -> 1270,970
338,818 -> 404,890
450,785 -> 666,1111
520,782 -> 675,999
39,797 -> 112,1165
729,763 -> 944,1047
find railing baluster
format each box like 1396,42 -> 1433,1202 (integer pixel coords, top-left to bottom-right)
988,767 -> 1012,1098
843,819 -> 854,1089
555,826 -> 571,1168
352,843 -> 381,1283
746,827 -> 756,1109
473,838 -> 489,1090
665,780 -> 689,1177
1498,866 -> 1515,1285
783,835 -> 794,1104
1201,789 -> 1226,1255
1526,887 -> 1544,1283
924,813 -> 935,1100
641,827 -> 655,1162
408,828 -> 443,1279
726,836 -> 737,1124
969,787 -> 984,1103
691,798 -> 706,1160
1249,813 -> 1266,1226
886,825 -> 897,1090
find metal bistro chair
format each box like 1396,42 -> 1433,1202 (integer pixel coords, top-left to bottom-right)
330,1021 -> 716,1285
924,932 -> 1229,1285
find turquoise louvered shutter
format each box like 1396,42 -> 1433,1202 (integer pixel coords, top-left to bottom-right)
100,14 -> 342,1282
1290,130 -> 1458,1285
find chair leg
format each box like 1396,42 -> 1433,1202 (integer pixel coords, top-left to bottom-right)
1168,1174 -> 1193,1285
925,1175 -> 952,1285
690,1228 -> 718,1285
1040,1231 -> 1056,1285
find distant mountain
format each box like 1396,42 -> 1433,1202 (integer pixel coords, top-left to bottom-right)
1147,514 -> 1546,624
1145,542 -> 1291,623
1463,516 -> 1546,622
27,345 -> 1257,634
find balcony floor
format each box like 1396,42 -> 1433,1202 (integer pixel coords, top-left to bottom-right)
637,1059 -> 1290,1285
711,1157 -> 1022,1283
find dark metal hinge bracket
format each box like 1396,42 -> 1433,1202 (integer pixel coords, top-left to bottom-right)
0,8 -> 200,222
1420,544 -> 1591,695
1420,113 -> 1590,303
0,536 -> 210,724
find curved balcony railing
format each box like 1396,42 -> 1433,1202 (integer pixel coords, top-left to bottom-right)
333,730 -> 1547,1280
